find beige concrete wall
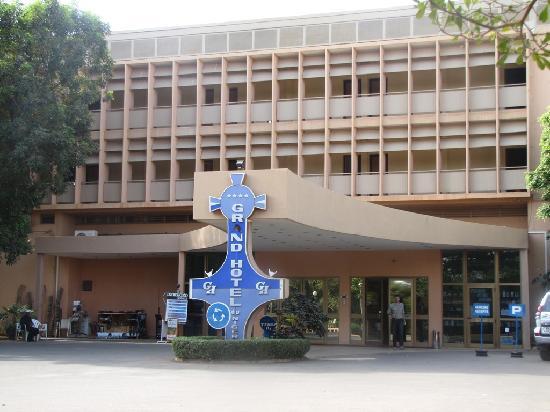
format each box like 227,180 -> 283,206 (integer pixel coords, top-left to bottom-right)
68,258 -> 177,336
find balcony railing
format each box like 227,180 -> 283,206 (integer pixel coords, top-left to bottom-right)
329,173 -> 351,195
469,86 -> 496,111
499,84 -> 526,109
81,182 -> 98,203
303,97 -> 324,120
412,90 -> 435,114
500,166 -> 527,191
384,172 -> 407,195
440,89 -> 465,113
469,168 -> 496,192
106,109 -> 124,130
176,105 -> 197,126
127,180 -> 145,202
226,102 -> 246,123
330,96 -> 351,118
277,99 -> 298,121
357,94 -> 380,117
384,92 -> 407,115
129,108 -> 147,128
151,179 -> 170,201
56,183 -> 75,204
104,181 -> 121,203
412,170 -> 436,194
202,104 -> 221,125
440,170 -> 466,193
252,100 -> 272,123
356,173 -> 379,195
154,107 -> 171,127
175,179 -> 194,201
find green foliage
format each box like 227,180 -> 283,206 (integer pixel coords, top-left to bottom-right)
275,293 -> 328,339
527,108 -> 550,218
0,304 -> 32,339
0,0 -> 112,264
172,336 -> 310,361
416,0 -> 550,69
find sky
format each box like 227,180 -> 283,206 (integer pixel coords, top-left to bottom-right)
51,0 -> 414,32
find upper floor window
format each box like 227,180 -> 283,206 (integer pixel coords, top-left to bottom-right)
503,67 -> 526,85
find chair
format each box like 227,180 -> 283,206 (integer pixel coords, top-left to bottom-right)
16,323 -> 29,342
58,319 -> 71,337
38,323 -> 48,340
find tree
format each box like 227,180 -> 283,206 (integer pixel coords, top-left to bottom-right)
275,293 -> 328,339
0,0 -> 112,264
415,0 -> 550,69
527,108 -> 550,218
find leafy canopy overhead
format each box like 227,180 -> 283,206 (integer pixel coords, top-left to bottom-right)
0,0 -> 112,264
416,0 -> 550,69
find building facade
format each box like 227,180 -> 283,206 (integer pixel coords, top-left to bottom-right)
1,6 -> 549,348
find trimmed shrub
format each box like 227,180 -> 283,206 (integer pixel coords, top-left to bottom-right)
172,336 -> 310,361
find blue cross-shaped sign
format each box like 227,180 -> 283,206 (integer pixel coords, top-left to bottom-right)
189,173 -> 288,340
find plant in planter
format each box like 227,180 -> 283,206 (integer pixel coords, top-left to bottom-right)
0,304 -> 31,340
274,293 -> 328,339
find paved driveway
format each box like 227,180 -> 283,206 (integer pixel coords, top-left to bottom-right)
0,340 -> 548,412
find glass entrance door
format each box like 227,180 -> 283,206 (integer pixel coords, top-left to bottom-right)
467,286 -> 496,348
365,278 -> 387,344
388,279 -> 413,346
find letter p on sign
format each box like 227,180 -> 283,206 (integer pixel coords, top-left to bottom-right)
509,304 -> 525,317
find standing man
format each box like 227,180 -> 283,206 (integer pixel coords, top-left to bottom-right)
387,296 -> 405,349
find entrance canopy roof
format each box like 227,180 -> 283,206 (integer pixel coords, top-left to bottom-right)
35,169 -> 527,258
193,169 -> 527,252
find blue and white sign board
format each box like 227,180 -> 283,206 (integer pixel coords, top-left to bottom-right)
509,304 -> 525,318
190,173 -> 288,340
472,303 -> 491,318
164,292 -> 188,324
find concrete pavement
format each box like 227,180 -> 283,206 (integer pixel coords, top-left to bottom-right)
0,339 -> 548,412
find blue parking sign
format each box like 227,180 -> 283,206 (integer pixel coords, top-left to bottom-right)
509,304 -> 525,318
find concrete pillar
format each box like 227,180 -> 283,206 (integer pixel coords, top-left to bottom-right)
339,275 -> 351,344
178,251 -> 186,292
520,249 -> 531,349
35,254 -> 45,322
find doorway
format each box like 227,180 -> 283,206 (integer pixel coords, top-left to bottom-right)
466,286 -> 496,348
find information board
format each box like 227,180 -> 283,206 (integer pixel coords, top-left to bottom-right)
472,303 -> 490,318
165,293 -> 188,324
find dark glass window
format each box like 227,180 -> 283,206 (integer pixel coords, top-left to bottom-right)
368,77 -> 380,94
205,88 -> 215,104
442,252 -> 463,283
343,79 -> 352,96
499,250 -> 520,283
467,251 -> 495,283
82,280 -> 93,292
85,164 -> 99,183
443,319 -> 464,344
504,67 -> 526,85
416,277 -> 429,316
229,87 -> 239,103
203,159 -> 214,172
343,155 -> 351,174
504,147 -> 527,168
40,214 -> 55,224
88,100 -> 100,111
443,285 -> 463,317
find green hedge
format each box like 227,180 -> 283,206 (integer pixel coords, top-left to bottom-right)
172,336 -> 310,361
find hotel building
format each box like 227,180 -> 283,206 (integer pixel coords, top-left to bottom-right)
1,5 -> 549,348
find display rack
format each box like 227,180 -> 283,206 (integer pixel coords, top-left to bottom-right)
96,310 -> 146,339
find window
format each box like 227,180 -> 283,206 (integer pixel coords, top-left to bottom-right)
467,251 -> 495,283
205,88 -> 215,104
369,153 -> 388,173
505,147 -> 527,168
82,280 -> 93,292
203,159 -> 215,172
88,100 -> 100,111
85,164 -> 99,183
132,89 -> 148,108
110,90 -> 124,110
343,79 -> 362,96
229,87 -> 239,103
504,67 -> 526,85
368,78 -> 380,94
343,155 -> 351,174
228,159 -> 244,171
40,214 -> 55,224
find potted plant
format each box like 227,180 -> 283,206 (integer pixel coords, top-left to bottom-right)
0,304 -> 31,340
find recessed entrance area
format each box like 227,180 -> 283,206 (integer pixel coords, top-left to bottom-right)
351,277 -> 430,347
